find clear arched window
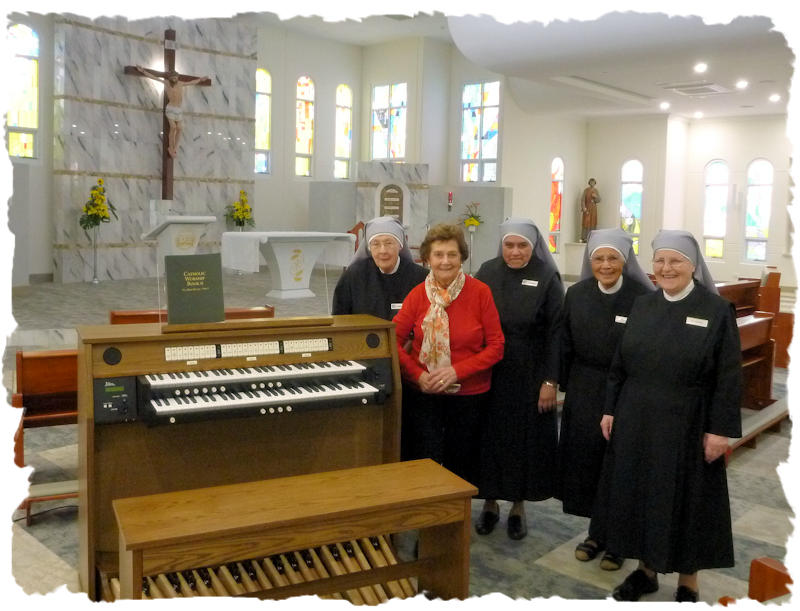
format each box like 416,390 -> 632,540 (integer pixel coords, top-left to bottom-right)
620,159 -> 643,254
460,80 -> 500,182
744,159 -> 774,261
295,76 -> 315,177
703,160 -> 729,258
548,157 -> 564,253
334,84 -> 353,179
371,82 -> 406,160
7,23 -> 39,158
255,68 -> 271,174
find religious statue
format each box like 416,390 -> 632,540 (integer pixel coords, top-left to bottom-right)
580,178 -> 601,242
136,65 -> 208,158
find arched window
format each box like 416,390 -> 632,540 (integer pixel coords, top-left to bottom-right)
460,80 -> 500,182
254,68 -> 271,174
703,160 -> 729,259
7,23 -> 39,158
295,76 -> 314,177
371,82 -> 406,160
744,158 -> 774,261
619,160 -> 643,254
548,157 -> 564,253
334,84 -> 353,179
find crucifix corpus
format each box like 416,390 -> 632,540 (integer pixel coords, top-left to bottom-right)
124,29 -> 212,199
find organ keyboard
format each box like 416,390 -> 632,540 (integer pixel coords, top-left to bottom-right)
78,315 -> 405,602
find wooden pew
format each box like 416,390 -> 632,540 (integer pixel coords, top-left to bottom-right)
719,557 -> 792,605
109,305 -> 274,324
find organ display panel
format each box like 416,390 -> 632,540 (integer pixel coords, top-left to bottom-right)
77,315 -> 403,601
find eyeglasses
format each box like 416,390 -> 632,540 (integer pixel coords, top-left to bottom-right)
369,239 -> 399,251
652,257 -> 691,268
590,255 -> 622,264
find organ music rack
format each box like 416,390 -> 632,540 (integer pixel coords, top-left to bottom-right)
77,315 -> 405,601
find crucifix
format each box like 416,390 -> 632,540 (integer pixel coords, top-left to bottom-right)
124,29 -> 212,200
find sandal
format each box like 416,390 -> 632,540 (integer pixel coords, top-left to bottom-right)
600,551 -> 625,571
612,569 -> 659,601
575,537 -> 604,561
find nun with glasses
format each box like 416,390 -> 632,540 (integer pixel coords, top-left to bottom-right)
332,216 -> 428,320
556,228 -> 655,571
589,229 -> 742,603
473,218 -> 565,540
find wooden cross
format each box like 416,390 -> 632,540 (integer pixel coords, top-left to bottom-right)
124,29 -> 212,200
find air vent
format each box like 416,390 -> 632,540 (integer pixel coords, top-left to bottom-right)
663,81 -> 732,96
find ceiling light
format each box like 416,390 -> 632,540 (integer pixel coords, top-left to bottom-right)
693,62 -> 708,73
693,111 -> 704,119
769,93 -> 781,102
659,101 -> 670,111
736,80 -> 748,90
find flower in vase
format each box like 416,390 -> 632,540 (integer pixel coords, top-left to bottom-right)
225,189 -> 255,227
78,177 -> 118,236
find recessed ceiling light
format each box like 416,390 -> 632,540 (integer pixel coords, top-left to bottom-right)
659,101 -> 671,111
769,93 -> 781,102
736,80 -> 749,90
694,111 -> 704,119
694,62 -> 708,73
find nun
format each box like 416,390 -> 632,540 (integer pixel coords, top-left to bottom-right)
473,218 -> 565,540
332,216 -> 428,320
589,229 -> 743,602
556,228 -> 655,571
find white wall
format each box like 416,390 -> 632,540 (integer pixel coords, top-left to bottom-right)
418,38 -> 452,186
256,25 -> 362,231
8,12 -> 54,285
682,114 -> 794,285
586,115 -> 669,264
500,90 -> 588,271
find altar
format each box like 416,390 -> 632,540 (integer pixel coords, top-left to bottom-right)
221,231 -> 356,299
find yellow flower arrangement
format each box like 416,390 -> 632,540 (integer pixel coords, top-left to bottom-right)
225,189 -> 255,227
79,177 -> 118,234
461,202 -> 482,228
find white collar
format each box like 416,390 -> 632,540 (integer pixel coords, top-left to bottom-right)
598,275 -> 623,295
663,281 -> 695,302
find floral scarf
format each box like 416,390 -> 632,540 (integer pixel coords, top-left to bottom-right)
419,269 -> 466,372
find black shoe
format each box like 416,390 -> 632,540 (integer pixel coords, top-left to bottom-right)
475,511 -> 499,535
675,586 -> 699,602
507,514 -> 527,540
612,569 -> 659,601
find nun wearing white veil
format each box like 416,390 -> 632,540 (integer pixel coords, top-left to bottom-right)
589,229 -> 743,603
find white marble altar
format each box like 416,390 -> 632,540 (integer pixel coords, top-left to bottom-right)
221,232 -> 356,299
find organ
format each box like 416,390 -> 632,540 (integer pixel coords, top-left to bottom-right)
77,314 -> 421,602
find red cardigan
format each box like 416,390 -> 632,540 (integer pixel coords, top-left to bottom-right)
393,275 -> 505,395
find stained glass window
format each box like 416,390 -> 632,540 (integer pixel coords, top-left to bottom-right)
295,76 -> 314,177
7,23 -> 39,158
744,158 -> 773,261
549,157 -> 564,253
255,68 -> 271,174
620,160 -> 643,254
460,80 -> 500,182
702,160 -> 729,259
371,83 -> 406,160
334,84 -> 353,179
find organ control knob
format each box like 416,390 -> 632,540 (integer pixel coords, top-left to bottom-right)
361,398 -> 368,404
184,389 -> 190,395
251,383 -> 257,390
286,406 -> 292,412
269,408 -> 275,414
220,385 -> 226,392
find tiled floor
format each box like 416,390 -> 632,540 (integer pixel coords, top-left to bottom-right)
5,267 -> 795,603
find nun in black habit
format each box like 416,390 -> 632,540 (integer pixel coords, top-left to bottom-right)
556,228 -> 655,570
590,229 -> 742,603
332,216 -> 428,320
473,218 -> 564,540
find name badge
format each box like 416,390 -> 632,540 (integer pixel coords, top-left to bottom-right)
390,303 -> 403,310
614,315 -> 627,324
686,316 -> 709,328
521,279 -> 538,287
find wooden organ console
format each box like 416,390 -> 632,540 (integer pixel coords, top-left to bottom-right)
76,314 -> 432,603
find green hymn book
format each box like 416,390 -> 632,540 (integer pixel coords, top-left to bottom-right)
164,253 -> 225,324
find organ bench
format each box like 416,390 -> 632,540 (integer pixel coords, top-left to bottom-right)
113,459 -> 476,601
77,315 -> 413,601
